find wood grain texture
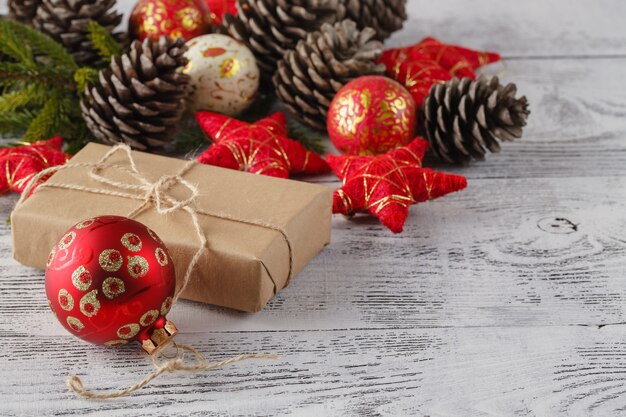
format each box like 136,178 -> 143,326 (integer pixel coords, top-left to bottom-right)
1,0 -> 626,416
389,0 -> 626,58
2,327 -> 626,417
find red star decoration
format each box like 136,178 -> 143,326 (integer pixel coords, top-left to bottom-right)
327,138 -> 468,234
196,112 -> 330,178
378,37 -> 500,108
0,136 -> 70,195
385,59 -> 453,109
380,37 -> 500,79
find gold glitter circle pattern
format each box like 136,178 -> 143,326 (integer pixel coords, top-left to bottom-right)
46,246 -> 57,267
155,247 -> 168,266
58,289 -> 74,311
102,277 -> 125,299
58,231 -> 76,250
117,323 -> 140,340
104,340 -> 128,346
140,309 -> 159,327
161,296 -> 173,316
99,249 -> 123,272
66,316 -> 84,332
121,233 -> 142,252
79,290 -> 100,317
75,218 -> 95,229
71,265 -> 92,291
127,256 -> 149,279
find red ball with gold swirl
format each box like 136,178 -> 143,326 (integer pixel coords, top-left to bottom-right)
45,216 -> 177,353
327,76 -> 417,156
129,0 -> 212,41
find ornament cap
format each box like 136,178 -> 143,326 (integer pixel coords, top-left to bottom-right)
141,320 -> 178,355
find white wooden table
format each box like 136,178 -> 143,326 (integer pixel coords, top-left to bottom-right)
2,1 -> 626,415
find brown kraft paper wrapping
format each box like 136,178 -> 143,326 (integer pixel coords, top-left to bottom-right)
11,143 -> 332,312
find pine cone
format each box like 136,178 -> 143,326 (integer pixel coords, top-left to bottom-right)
420,76 -> 530,165
33,0 -> 125,67
81,37 -> 190,151
274,19 -> 385,130
343,0 -> 407,40
219,0 -> 345,79
8,0 -> 41,25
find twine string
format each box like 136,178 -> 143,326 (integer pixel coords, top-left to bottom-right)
16,144 -> 282,399
67,341 -> 279,399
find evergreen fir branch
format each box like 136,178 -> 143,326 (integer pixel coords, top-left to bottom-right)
174,117 -> 208,154
74,67 -> 99,94
87,21 -> 123,63
0,19 -> 77,70
0,88 -> 41,113
0,62 -> 74,90
61,120 -> 93,154
0,110 -> 36,136
0,20 -> 34,64
57,95 -> 94,153
287,119 -> 328,155
23,93 -> 62,142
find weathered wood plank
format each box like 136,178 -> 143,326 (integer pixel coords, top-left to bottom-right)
1,0 -> 625,415
389,0 -> 626,57
1,326 -> 625,416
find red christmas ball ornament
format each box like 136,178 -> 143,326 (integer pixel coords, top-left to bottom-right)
327,76 -> 417,156
204,0 -> 237,26
45,216 -> 177,353
129,0 -> 212,41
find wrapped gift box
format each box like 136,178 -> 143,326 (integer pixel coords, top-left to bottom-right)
11,143 -> 332,312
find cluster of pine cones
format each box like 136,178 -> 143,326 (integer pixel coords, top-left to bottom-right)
8,0 -> 190,150
8,0 -> 408,150
8,0 -> 529,163
218,0 -> 408,130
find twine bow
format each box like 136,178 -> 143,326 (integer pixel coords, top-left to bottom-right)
17,144 -> 281,399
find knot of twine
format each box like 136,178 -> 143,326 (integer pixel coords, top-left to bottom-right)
17,144 -> 282,399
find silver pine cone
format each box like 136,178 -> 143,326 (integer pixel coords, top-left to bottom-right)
81,37 -> 190,151
8,0 -> 41,25
273,19 -> 385,130
421,76 -> 531,165
343,0 -> 407,40
33,0 -> 125,67
219,0 -> 346,79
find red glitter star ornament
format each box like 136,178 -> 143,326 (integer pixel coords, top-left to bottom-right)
0,136 -> 70,195
379,38 -> 501,109
196,112 -> 330,178
385,59 -> 452,110
327,138 -> 467,234
381,37 -> 500,79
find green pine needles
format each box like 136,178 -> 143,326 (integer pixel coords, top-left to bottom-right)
86,21 -> 123,63
0,18 -> 121,149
